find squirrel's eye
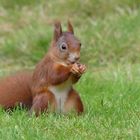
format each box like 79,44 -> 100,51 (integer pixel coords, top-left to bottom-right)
60,43 -> 67,51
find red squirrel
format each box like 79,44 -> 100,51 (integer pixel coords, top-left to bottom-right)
0,21 -> 86,116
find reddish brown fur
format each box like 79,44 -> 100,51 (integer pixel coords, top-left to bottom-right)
31,56 -> 72,93
0,71 -> 32,109
65,88 -> 84,114
0,21 -> 86,115
30,90 -> 56,116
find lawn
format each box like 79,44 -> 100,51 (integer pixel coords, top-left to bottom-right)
0,0 -> 140,139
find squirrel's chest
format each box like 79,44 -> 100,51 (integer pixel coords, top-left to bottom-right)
48,78 -> 72,113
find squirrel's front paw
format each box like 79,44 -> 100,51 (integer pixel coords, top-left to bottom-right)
78,63 -> 86,74
70,63 -> 86,76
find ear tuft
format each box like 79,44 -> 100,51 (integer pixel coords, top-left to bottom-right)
53,20 -> 62,42
67,20 -> 74,34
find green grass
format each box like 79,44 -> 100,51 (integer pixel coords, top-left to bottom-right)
0,0 -> 140,139
0,66 -> 140,139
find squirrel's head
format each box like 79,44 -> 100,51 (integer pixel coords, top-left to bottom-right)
49,21 -> 81,65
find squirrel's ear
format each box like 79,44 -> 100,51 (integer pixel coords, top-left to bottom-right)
53,21 -> 62,42
67,20 -> 74,34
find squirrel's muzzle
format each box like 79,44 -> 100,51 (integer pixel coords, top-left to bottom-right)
68,53 -> 80,64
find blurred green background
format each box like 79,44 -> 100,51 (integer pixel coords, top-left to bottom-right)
0,0 -> 140,73
1,1 -> 140,139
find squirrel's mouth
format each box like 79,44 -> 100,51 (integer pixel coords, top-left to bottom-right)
67,60 -> 75,65
67,59 -> 79,65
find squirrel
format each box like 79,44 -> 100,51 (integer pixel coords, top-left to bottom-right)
0,21 -> 86,116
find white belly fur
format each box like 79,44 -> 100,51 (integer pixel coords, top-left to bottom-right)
48,78 -> 72,113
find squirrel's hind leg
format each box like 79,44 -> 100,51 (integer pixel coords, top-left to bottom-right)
30,91 -> 56,116
64,89 -> 84,115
